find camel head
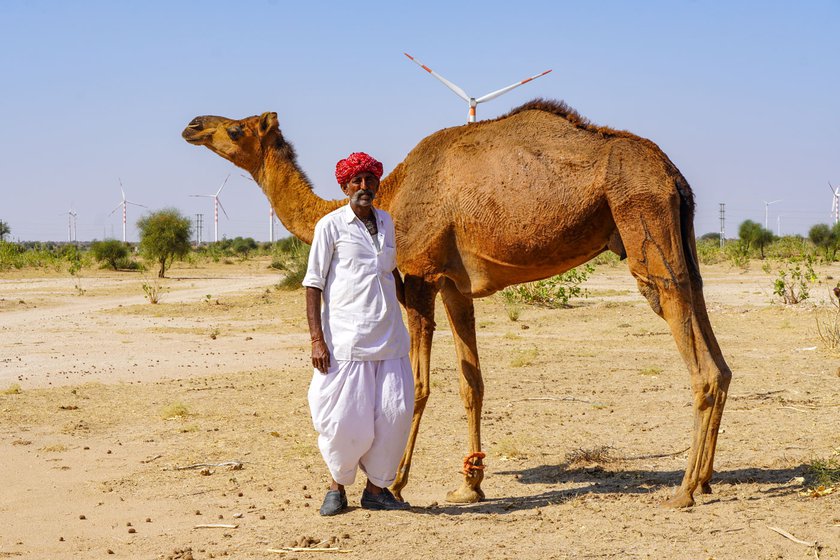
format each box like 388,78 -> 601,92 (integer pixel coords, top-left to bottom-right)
182,112 -> 283,175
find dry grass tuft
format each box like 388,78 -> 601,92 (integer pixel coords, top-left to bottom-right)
3,383 -> 22,395
510,347 -> 538,368
494,437 -> 528,460
160,402 -> 190,420
564,445 -> 614,466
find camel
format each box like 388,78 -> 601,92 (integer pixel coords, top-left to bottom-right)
182,99 -> 732,508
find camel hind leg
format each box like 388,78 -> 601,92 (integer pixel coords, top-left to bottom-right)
612,193 -> 731,508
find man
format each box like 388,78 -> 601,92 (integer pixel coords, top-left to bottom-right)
302,152 -> 413,516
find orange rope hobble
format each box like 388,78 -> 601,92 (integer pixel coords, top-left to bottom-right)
461,451 -> 487,476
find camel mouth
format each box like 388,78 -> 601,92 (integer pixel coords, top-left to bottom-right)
182,124 -> 211,145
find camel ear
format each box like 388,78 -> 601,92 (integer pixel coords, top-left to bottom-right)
258,112 -> 279,136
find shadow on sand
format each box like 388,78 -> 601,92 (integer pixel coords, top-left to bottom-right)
411,464 -> 808,517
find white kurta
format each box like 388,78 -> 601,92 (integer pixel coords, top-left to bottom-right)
302,204 -> 413,487
303,204 -> 410,360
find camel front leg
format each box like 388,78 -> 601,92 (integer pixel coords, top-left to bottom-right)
441,279 -> 485,503
390,276 -> 438,502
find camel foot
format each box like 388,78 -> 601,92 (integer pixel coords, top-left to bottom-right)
700,482 -> 712,495
445,484 -> 485,504
662,489 -> 695,508
389,485 -> 405,502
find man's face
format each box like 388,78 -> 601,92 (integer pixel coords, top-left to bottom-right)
342,171 -> 380,207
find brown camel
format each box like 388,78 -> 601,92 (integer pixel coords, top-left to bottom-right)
182,99 -> 732,508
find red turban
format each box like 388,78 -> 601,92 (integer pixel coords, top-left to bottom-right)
335,152 -> 383,185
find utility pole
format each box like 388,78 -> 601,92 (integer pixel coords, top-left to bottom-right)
269,208 -> 275,243
719,203 -> 725,248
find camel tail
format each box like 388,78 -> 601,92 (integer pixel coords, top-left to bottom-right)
676,174 -> 702,288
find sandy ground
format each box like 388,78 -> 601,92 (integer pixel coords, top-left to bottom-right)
1,257 -> 838,559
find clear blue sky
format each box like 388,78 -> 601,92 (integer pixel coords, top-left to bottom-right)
1,0 -> 837,242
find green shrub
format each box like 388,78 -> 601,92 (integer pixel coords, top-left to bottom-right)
501,264 -> 594,308
773,257 -> 817,304
91,239 -> 129,270
695,238 -> 726,265
137,209 -> 192,277
271,237 -> 311,290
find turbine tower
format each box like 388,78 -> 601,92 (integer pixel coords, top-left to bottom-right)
190,175 -> 230,242
763,199 -> 781,230
108,180 -> 147,242
404,53 -> 552,123
67,207 -> 77,242
829,181 -> 839,225
241,173 -> 276,242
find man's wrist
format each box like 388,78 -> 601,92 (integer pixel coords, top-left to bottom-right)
311,335 -> 324,343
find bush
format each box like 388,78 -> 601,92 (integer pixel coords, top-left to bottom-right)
91,239 -> 129,270
739,220 -> 775,259
137,209 -> 192,278
230,236 -> 258,258
696,238 -> 726,265
809,223 -> 840,261
501,264 -> 594,308
271,236 -> 311,290
772,257 -> 817,304
815,285 -> 840,353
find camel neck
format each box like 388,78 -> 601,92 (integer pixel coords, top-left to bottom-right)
255,149 -> 342,245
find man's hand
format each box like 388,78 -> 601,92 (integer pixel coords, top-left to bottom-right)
311,339 -> 330,374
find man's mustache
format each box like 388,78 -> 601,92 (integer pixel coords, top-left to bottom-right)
351,189 -> 375,203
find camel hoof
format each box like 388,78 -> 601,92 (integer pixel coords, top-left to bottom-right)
445,485 -> 485,504
662,490 -> 695,508
700,482 -> 712,495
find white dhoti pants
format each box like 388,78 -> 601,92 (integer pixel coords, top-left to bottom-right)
308,357 -> 414,488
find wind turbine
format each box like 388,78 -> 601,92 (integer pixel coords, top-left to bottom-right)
240,173 -> 277,242
763,199 -> 781,230
109,180 -> 147,242
190,175 -> 230,242
829,181 -> 839,225
66,207 -> 77,242
404,52 -> 552,123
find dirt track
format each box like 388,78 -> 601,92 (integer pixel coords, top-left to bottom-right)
1,259 -> 838,559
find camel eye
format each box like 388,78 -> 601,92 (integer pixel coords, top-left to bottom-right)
227,126 -> 244,140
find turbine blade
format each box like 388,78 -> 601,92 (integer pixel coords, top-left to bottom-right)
217,197 -> 230,219
108,202 -> 122,216
475,69 -> 552,104
126,201 -> 148,208
404,52 -> 470,102
216,174 -> 230,196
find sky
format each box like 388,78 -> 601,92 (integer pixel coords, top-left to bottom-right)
1,0 -> 838,243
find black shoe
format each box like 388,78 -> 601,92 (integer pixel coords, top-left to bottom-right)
319,490 -> 348,516
360,487 -> 411,511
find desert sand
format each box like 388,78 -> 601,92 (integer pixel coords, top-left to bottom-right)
1,258 -> 838,559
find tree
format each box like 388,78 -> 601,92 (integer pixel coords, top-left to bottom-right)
137,209 -> 192,277
91,239 -> 130,270
738,219 -> 774,259
0,220 -> 10,241
809,223 -> 839,261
